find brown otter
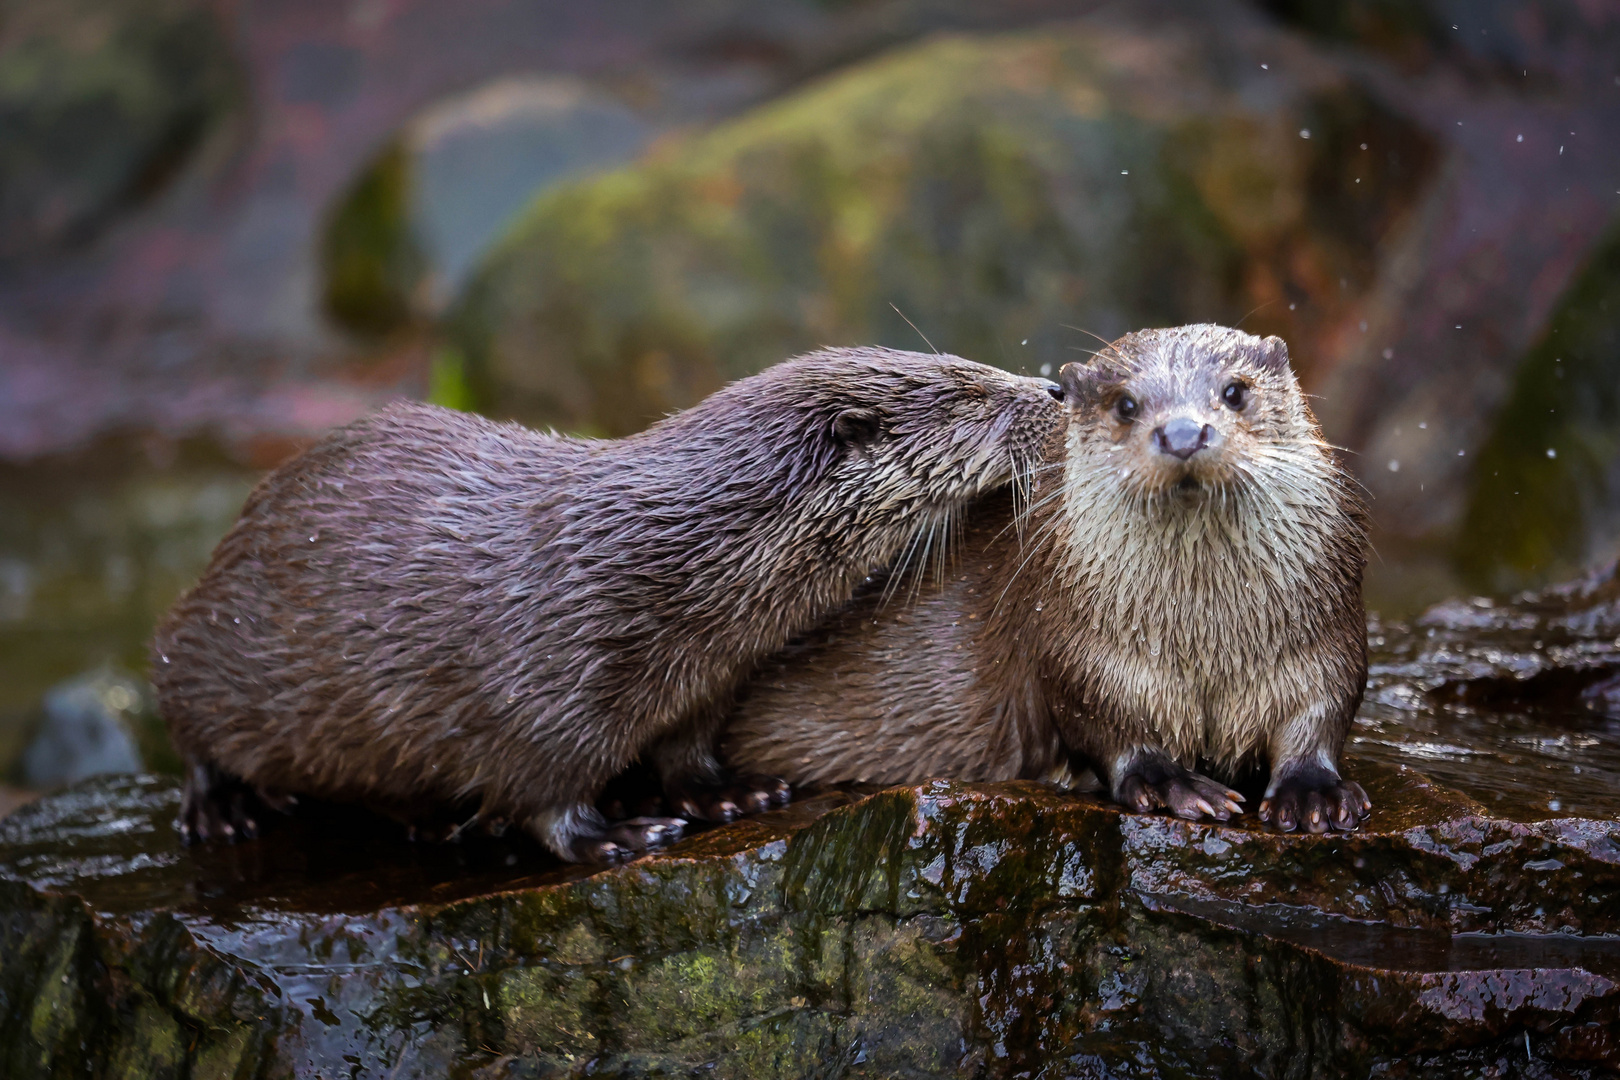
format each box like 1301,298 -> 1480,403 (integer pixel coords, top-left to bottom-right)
152,347 -> 1063,862
723,325 -> 1372,833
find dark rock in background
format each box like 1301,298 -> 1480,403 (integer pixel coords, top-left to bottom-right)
0,0 -> 1106,466
18,668 -> 151,788
0,0 -> 237,262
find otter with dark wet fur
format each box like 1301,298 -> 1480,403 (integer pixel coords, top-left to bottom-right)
725,325 -> 1372,833
153,347 -> 1063,862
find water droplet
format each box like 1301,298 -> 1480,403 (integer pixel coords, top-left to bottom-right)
1021,339 -> 1028,345
1516,134 -> 1524,142
1120,169 -> 1129,175
233,617 -> 240,624
1546,448 -> 1557,459
1549,799 -> 1561,812
1260,63 -> 1268,70
1418,422 -> 1427,429
1457,449 -> 1466,457
161,655 -> 170,664
1149,643 -> 1160,657
1387,460 -> 1400,472
1382,347 -> 1394,360
1298,129 -> 1310,139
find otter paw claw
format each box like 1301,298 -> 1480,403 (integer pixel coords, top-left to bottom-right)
1258,768 -> 1371,833
1115,760 -> 1244,822
666,773 -> 791,822
571,817 -> 686,863
176,763 -> 281,845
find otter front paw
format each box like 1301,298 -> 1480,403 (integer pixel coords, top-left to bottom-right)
1114,757 -> 1244,822
176,763 -> 289,844
570,817 -> 687,864
1258,764 -> 1371,833
666,773 -> 791,822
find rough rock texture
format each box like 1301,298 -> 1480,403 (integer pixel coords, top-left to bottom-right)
12,559 -> 1620,1076
1356,559 -> 1620,824
2,765 -> 1618,1079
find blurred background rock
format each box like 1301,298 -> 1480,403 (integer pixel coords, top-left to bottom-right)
1,0 -> 1618,790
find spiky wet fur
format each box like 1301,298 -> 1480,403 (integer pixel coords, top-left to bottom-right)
152,347 -> 1062,860
724,325 -> 1368,815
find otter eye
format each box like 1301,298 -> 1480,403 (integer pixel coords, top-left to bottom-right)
1222,382 -> 1248,411
1115,395 -> 1139,422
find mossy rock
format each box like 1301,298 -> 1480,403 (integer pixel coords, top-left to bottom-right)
0,0 -> 238,259
3,755 -> 1619,1078
1455,216 -> 1620,594
454,24 -> 1434,437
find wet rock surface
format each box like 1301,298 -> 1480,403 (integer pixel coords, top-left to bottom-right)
6,570 -> 1620,1077
1358,560 -> 1620,824
2,758 -> 1617,1078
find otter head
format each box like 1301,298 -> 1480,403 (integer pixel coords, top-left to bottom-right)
805,348 -> 1064,514
1055,324 -> 1321,502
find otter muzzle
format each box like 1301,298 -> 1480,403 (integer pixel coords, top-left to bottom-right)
1152,417 -> 1213,460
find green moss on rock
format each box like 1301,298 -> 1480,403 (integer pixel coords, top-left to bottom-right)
321,139 -> 427,339
1456,217 -> 1620,593
454,27 -> 1433,437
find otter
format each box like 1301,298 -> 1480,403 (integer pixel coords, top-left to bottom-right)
723,325 -> 1372,833
151,347 -> 1063,862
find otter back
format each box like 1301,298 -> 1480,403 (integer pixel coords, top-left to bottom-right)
153,347 -> 1063,861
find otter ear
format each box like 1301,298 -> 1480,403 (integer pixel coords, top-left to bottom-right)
1256,336 -> 1292,373
831,407 -> 884,450
1058,361 -> 1120,407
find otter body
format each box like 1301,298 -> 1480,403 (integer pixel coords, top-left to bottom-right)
725,326 -> 1371,832
153,347 -> 1063,861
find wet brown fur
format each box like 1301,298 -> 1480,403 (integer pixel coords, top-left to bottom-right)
724,325 -> 1372,832
152,347 -> 1063,860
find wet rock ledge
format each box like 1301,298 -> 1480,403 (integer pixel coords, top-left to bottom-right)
1,761 -> 1618,1080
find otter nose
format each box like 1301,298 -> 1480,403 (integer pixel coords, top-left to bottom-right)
1152,417 -> 1212,460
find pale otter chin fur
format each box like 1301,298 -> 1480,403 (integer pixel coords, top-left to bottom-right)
724,324 -> 1372,833
152,347 -> 1063,863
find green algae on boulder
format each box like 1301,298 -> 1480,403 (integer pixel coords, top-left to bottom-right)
2,765 -> 1617,1079
1455,218 -> 1620,595
454,20 -> 1434,437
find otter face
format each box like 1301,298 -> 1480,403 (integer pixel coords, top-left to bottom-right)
1055,324 -> 1321,502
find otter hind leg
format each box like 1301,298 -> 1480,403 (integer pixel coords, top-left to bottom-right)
1111,750 -> 1245,822
1258,760 -> 1371,834
653,720 -> 791,823
665,773 -> 791,822
533,803 -> 686,864
176,760 -> 294,844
